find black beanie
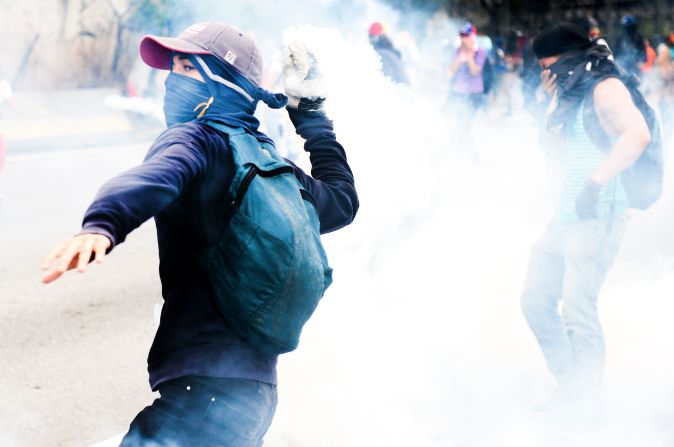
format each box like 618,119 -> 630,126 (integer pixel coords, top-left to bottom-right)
533,22 -> 591,58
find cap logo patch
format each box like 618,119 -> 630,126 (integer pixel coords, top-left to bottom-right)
185,23 -> 207,34
224,51 -> 238,64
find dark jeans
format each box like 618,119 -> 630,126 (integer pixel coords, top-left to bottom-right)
119,376 -> 277,447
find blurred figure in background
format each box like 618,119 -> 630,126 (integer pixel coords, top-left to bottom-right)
521,35 -> 543,118
487,35 -> 508,102
393,30 -> 421,86
657,32 -> 674,144
587,17 -> 601,40
477,31 -> 497,102
505,29 -> 526,72
368,21 -> 410,85
572,15 -> 612,54
641,38 -> 657,72
614,15 -> 646,79
447,22 -> 487,161
522,22 -> 654,432
639,38 -> 658,96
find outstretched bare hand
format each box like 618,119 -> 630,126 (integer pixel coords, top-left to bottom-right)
41,233 -> 111,284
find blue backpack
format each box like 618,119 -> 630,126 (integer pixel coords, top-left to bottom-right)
198,121 -> 332,356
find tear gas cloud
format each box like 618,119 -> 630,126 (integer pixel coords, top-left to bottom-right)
88,0 -> 674,445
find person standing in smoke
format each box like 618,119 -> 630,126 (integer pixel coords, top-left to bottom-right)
656,32 -> 674,144
448,22 -> 487,109
41,22 -> 358,446
614,15 -> 647,79
521,22 -> 651,429
368,21 -> 410,85
447,22 -> 487,161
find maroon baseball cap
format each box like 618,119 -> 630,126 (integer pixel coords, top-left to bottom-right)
140,21 -> 263,86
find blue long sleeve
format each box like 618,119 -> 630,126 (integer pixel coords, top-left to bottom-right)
285,108 -> 359,233
81,124 -> 211,248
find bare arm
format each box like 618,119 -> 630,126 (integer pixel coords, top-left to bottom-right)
447,53 -> 465,80
465,51 -> 482,76
657,44 -> 674,80
590,77 -> 650,185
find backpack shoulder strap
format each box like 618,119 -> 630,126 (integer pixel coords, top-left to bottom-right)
200,122 -> 297,226
202,120 -> 289,173
583,74 -> 622,151
202,120 -> 245,136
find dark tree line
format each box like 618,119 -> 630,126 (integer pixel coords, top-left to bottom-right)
382,0 -> 674,40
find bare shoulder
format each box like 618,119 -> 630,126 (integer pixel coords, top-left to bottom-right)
593,77 -> 628,96
592,76 -> 647,136
593,77 -> 631,109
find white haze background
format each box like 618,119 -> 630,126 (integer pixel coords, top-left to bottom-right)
92,1 -> 674,446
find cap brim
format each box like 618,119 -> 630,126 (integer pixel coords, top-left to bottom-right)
139,35 -> 211,70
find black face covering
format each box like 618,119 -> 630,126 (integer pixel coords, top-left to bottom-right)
548,50 -> 588,94
546,44 -> 619,131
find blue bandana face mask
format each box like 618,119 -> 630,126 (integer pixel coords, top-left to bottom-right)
163,72 -> 212,127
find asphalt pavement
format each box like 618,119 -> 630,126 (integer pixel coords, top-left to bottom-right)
0,143 -> 162,447
2,89 -> 164,156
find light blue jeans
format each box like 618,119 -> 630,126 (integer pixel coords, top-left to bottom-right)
521,216 -> 626,396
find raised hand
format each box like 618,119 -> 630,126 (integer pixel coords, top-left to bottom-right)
282,40 -> 326,112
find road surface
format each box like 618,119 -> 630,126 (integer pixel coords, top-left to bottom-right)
0,144 -> 160,447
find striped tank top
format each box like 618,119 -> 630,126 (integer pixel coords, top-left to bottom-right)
554,101 -> 629,223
